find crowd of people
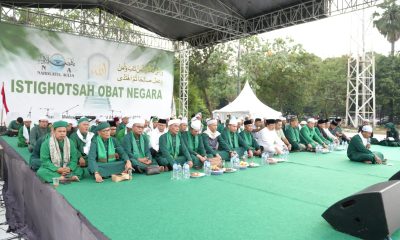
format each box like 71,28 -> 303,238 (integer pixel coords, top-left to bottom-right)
4,113 -> 398,183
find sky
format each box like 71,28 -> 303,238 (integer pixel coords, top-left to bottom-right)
259,6 -> 395,59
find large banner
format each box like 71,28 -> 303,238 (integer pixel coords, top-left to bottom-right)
0,22 -> 174,122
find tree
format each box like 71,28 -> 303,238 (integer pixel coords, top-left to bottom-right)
373,0 -> 400,55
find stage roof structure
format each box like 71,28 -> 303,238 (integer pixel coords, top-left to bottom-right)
0,0 -> 377,48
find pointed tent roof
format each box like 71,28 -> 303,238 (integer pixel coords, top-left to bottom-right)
213,81 -> 281,119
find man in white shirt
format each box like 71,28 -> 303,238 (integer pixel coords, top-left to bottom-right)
149,119 -> 167,157
258,119 -> 287,155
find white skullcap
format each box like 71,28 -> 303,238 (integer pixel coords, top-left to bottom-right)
191,117 -> 198,122
132,118 -> 145,125
71,119 -> 78,127
362,125 -> 373,133
307,118 -> 316,123
191,120 -> 202,131
300,120 -> 307,125
168,119 -> 181,126
207,119 -> 217,125
98,117 -> 107,122
126,121 -> 134,129
180,117 -> 188,125
24,117 -> 31,121
280,117 -> 286,121
39,116 -> 48,121
229,117 -> 238,125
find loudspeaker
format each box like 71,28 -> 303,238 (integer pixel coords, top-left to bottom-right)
322,181 -> 400,240
389,171 -> 400,181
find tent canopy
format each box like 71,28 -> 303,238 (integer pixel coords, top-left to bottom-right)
213,81 -> 281,120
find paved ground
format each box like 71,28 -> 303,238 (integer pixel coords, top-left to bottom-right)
0,181 -> 24,240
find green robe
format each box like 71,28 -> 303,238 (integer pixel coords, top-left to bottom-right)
239,130 -> 260,151
69,131 -> 93,165
314,127 -> 331,145
157,132 -> 192,166
29,125 -> 51,151
347,134 -> 384,163
116,128 -> 127,142
300,126 -> 324,148
36,138 -> 84,183
220,129 -> 249,157
117,122 -> 126,132
121,132 -> 157,171
285,126 -> 303,151
88,137 -> 129,177
29,134 -> 49,171
379,123 -> 400,147
217,124 -> 225,134
202,133 -> 231,161
17,126 -> 30,147
89,125 -> 97,133
7,120 -> 22,132
181,131 -> 207,167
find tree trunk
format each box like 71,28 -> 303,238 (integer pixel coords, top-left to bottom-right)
391,41 -> 395,56
389,98 -> 395,122
201,87 -> 212,114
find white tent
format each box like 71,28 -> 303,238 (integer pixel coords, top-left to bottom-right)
213,81 -> 282,120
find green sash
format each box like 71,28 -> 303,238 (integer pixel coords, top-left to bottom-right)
242,131 -> 253,149
167,132 -> 180,159
131,132 -> 145,158
97,136 -> 116,163
227,130 -> 238,148
187,133 -> 199,151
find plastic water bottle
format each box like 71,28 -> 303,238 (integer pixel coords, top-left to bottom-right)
261,152 -> 268,166
172,163 -> 178,180
283,148 -> 289,161
204,160 -> 211,176
316,144 -> 321,154
242,151 -> 248,161
344,141 -> 348,150
177,164 -> 183,180
183,162 -> 190,179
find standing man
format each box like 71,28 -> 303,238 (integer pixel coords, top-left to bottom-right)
122,118 -> 161,173
157,119 -> 193,170
88,122 -> 132,183
17,118 -> 32,147
69,117 -> 94,168
29,116 -> 50,152
36,121 -> 83,182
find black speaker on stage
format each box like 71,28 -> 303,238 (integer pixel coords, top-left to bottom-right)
389,171 -> 400,181
322,181 -> 400,240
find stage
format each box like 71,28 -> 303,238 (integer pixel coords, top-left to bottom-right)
1,136 -> 400,240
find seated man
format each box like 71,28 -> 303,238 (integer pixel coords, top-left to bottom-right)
180,117 -> 188,132
149,119 -> 167,157
315,119 -> 331,145
221,118 -> 250,157
285,117 -> 306,151
322,120 -> 339,144
378,122 -> 400,147
36,121 -> 83,182
275,119 -> 292,151
117,116 -> 129,132
88,122 -> 132,183
331,118 -> 350,143
347,125 -> 384,164
7,117 -> 23,137
258,119 -> 287,155
29,133 -> 51,171
69,117 -> 94,168
157,119 -> 193,170
29,116 -> 50,152
300,118 -> 327,151
17,118 -> 32,147
122,118 -> 161,173
252,118 -> 264,142
108,120 -> 118,138
202,119 -> 232,162
299,120 -> 307,129
239,120 -> 262,156
181,120 -> 210,168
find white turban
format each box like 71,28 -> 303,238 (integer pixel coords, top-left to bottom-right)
300,121 -> 307,125
168,119 -> 181,126
362,125 -> 373,133
229,117 -> 238,125
191,120 -> 202,131
39,116 -> 48,122
181,117 -> 188,125
132,118 -> 145,125
307,118 -> 316,123
207,119 -> 217,125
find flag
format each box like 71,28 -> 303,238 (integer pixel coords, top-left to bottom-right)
1,83 -> 9,113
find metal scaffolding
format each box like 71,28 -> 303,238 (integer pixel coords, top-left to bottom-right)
345,53 -> 376,128
177,42 -> 190,118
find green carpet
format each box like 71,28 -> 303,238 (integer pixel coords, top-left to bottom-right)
2,136 -> 400,240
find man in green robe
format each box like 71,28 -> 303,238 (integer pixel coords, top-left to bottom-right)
17,118 -> 32,147
315,119 -> 331,145
285,117 -> 306,151
122,118 -> 161,173
69,117 -> 94,168
347,125 -> 384,164
300,118 -> 327,151
7,117 -> 23,137
179,117 -> 188,133
29,116 -> 50,152
239,120 -> 262,156
181,120 -> 209,169
117,116 -> 129,132
330,118 -> 350,143
30,133 -> 50,171
36,121 -> 84,182
88,122 -> 132,183
202,119 -> 232,161
157,119 -> 193,170
378,122 -> 400,147
221,118 -> 250,157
